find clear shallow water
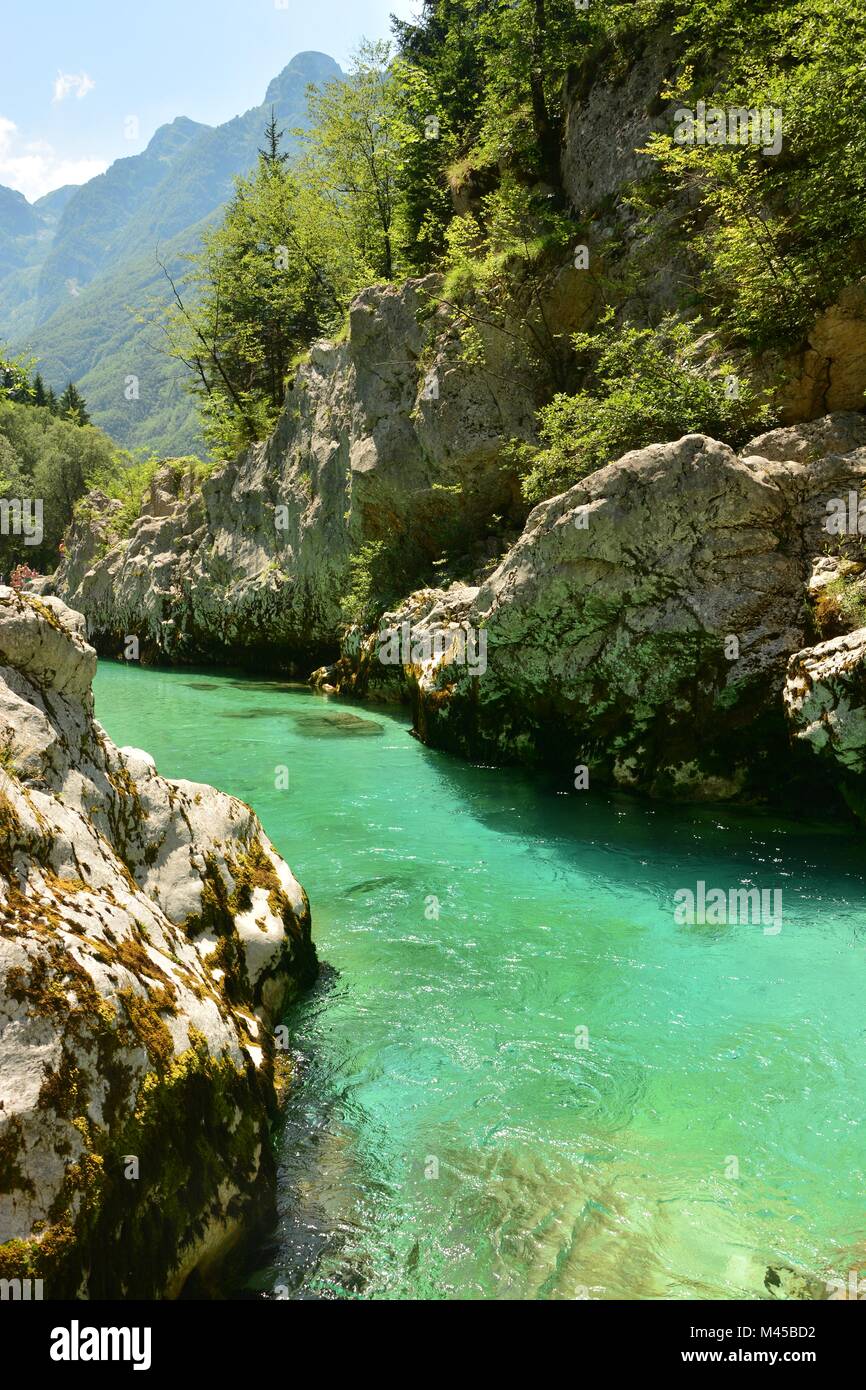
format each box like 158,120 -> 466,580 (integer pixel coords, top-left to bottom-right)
94,661 -> 866,1301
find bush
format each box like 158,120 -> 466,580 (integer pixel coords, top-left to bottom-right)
0,399 -> 121,572
340,541 -> 389,628
516,314 -> 772,504
89,454 -> 214,538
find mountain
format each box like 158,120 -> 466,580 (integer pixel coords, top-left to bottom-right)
0,52 -> 342,456
0,184 -> 75,281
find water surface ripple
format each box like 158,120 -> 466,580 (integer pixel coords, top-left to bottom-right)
94,662 -> 866,1300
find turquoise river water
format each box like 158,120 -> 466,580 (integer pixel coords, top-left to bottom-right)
93,660 -> 866,1301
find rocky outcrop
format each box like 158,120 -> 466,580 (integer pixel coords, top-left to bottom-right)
54,278 -> 541,669
773,280 -> 866,424
784,630 -> 866,816
311,582 -> 481,703
562,39 -> 866,423
0,587 -> 316,1297
318,414 -> 866,808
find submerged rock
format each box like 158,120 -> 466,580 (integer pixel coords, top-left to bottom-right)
290,711 -> 383,737
0,588 -> 317,1297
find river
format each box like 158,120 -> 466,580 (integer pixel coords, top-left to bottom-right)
94,660 -> 866,1300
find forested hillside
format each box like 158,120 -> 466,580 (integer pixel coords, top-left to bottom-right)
0,51 -> 341,455
149,0 -> 866,477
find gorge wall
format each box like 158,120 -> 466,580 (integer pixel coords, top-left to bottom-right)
316,415 -> 866,817
46,25 -> 866,823
53,274 -> 562,670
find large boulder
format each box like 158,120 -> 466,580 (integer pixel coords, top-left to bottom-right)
331,417 -> 866,805
0,588 -> 316,1297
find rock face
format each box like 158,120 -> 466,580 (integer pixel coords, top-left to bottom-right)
319,415 -> 866,807
54,278 -> 538,669
785,631 -> 866,813
774,280 -> 866,424
562,40 -> 866,423
0,588 -> 316,1297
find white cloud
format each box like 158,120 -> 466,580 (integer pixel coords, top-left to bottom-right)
0,117 -> 107,202
53,71 -> 96,103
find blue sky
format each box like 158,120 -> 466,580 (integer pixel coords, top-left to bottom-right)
0,0 -> 420,201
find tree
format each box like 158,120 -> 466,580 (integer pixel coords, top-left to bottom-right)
0,351 -> 34,405
259,107 -> 290,171
58,381 -> 91,426
516,314 -> 771,503
160,119 -> 338,454
636,0 -> 866,351
0,398 -> 119,572
392,0 -> 592,219
299,41 -> 405,285
32,373 -> 48,408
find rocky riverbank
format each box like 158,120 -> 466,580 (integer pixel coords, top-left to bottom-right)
0,587 -> 316,1297
313,414 -> 866,818
47,405 -> 866,821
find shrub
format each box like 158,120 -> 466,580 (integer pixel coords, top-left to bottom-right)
516,313 -> 772,504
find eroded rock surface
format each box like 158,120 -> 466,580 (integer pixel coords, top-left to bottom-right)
0,588 -> 316,1297
320,416 -> 866,807
54,278 -> 538,669
785,631 -> 866,805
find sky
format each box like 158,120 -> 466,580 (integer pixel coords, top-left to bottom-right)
0,0 -> 421,202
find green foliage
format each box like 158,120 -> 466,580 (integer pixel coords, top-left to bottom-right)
341,540 -> 390,628
636,0 -> 866,350
88,454 -> 213,538
517,314 -> 772,503
299,41 -> 407,288
165,48 -> 414,455
57,381 -> 90,426
392,0 -> 595,259
0,399 -> 122,572
440,174 -> 579,388
0,350 -> 36,405
814,571 -> 866,638
161,121 -> 338,456
0,730 -> 18,776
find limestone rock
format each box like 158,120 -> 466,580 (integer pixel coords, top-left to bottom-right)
775,281 -> 866,424
0,588 -> 316,1297
55,279 -> 535,669
341,420 -> 866,803
784,630 -> 866,782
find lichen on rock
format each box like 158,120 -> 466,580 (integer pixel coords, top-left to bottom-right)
317,415 -> 866,813
0,587 -> 316,1297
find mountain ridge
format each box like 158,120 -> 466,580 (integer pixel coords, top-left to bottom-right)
0,50 -> 343,455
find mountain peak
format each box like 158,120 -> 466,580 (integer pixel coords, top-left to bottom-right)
264,52 -> 342,107
146,115 -> 211,159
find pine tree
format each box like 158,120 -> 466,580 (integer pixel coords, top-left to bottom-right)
58,381 -> 90,426
32,372 -> 48,408
258,108 -> 289,171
